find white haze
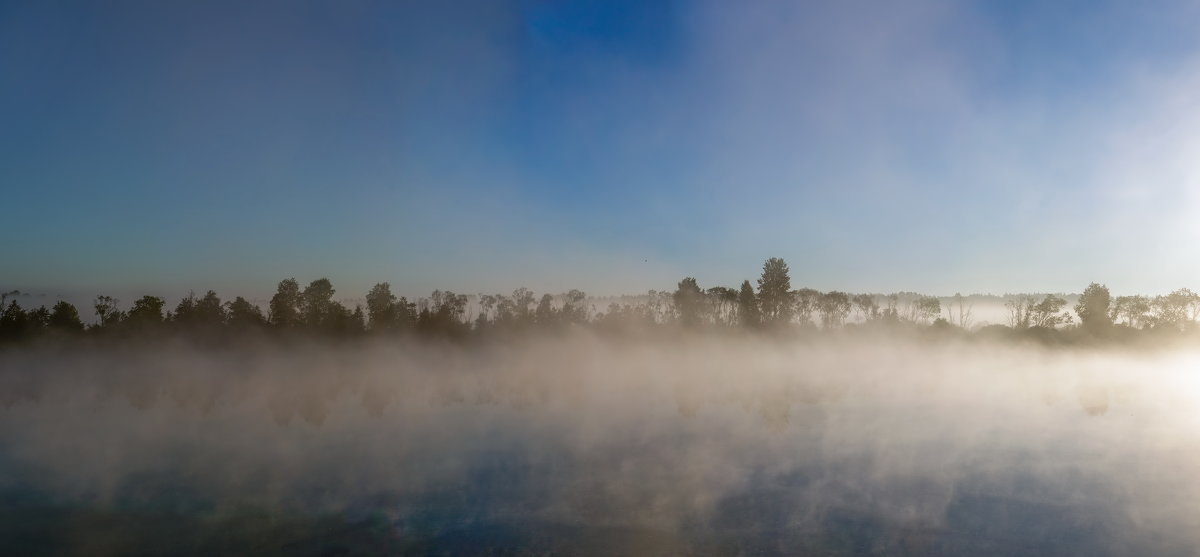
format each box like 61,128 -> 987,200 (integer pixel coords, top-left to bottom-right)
3,334 -> 1200,553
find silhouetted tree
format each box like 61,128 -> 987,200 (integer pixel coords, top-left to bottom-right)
905,295 -> 941,324
0,300 -> 30,341
8,266 -> 1200,348
1029,295 -> 1072,329
226,296 -> 266,329
948,293 -> 973,329
644,290 -> 674,324
1005,294 -> 1037,329
673,277 -> 708,328
535,293 -> 556,327
396,296 -> 416,327
494,294 -> 517,326
300,278 -> 336,330
173,293 -> 196,321
93,295 -> 124,329
320,302 -> 364,336
293,278 -> 360,335
27,306 -> 50,331
348,305 -> 366,335
194,290 -> 225,325
269,278 -> 301,329
418,290 -> 468,336
757,258 -> 793,326
1110,295 -> 1150,328
1075,283 -> 1112,332
173,290 -> 226,332
48,301 -> 84,333
794,288 -> 820,327
818,291 -> 852,329
128,295 -> 165,320
475,294 -> 497,330
366,282 -> 407,332
706,286 -> 738,326
561,289 -> 589,325
851,293 -> 879,322
511,287 -> 536,325
1149,288 -> 1200,330
737,280 -> 760,328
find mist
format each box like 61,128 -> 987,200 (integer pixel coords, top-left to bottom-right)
4,333 -> 1200,554
7,1 -> 1200,554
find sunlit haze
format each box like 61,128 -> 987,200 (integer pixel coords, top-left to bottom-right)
5,2 -> 1200,556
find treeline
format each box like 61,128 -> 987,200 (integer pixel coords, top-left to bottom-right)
3,258 -> 1200,346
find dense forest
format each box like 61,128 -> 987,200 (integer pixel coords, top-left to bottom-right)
3,258 -> 1200,346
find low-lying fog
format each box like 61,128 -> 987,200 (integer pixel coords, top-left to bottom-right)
4,334 -> 1200,555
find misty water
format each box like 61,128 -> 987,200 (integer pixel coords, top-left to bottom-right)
3,334 -> 1200,555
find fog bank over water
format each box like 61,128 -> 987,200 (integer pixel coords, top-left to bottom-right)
4,334 -> 1200,554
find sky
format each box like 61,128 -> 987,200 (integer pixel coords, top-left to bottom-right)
3,0 -> 1200,301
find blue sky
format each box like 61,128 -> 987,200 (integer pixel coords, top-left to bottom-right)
4,0 -> 1200,300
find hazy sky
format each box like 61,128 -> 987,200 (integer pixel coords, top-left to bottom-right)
4,0 -> 1200,299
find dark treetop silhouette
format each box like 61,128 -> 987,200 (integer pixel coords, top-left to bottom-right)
2,259 -> 1199,347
